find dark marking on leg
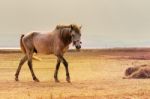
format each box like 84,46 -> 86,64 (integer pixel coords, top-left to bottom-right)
33,47 -> 37,53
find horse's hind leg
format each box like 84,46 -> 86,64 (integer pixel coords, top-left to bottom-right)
54,58 -> 61,82
15,55 -> 27,81
27,53 -> 39,82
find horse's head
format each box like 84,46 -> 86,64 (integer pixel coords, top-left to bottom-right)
70,24 -> 82,50
56,24 -> 82,50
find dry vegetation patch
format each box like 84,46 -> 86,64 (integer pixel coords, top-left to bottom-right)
0,49 -> 150,98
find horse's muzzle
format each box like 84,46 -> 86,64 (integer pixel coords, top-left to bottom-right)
76,45 -> 81,50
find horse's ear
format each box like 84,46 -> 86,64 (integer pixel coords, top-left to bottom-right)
70,24 -> 73,30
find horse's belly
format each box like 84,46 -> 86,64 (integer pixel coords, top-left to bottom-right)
36,47 -> 54,54
34,42 -> 54,54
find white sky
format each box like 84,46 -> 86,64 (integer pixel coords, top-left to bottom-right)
0,0 -> 150,48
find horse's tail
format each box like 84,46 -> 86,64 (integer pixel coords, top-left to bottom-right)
32,55 -> 42,61
20,34 -> 26,53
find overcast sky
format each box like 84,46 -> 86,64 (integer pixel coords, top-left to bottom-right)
0,0 -> 150,48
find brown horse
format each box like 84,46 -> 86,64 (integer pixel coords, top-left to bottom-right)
15,24 -> 82,83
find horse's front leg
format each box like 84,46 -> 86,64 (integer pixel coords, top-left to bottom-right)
59,56 -> 71,83
54,58 -> 61,82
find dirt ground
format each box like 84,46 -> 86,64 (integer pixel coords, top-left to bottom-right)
0,49 -> 150,99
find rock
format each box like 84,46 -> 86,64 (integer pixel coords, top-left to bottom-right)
123,64 -> 150,79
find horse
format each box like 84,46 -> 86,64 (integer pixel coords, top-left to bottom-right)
15,24 -> 82,83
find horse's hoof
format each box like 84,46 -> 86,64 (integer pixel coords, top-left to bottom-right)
66,78 -> 71,83
15,78 -> 19,81
34,79 -> 40,82
33,78 -> 40,82
67,80 -> 71,83
55,79 -> 60,83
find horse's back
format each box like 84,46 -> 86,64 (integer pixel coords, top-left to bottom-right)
21,32 -> 52,54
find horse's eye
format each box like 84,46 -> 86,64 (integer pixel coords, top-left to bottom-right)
80,42 -> 82,44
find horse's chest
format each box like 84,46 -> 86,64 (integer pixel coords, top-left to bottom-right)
63,46 -> 69,53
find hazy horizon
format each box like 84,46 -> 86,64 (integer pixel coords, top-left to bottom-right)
1,0 -> 150,48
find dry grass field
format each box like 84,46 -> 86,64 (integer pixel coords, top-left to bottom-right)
1,49 -> 150,99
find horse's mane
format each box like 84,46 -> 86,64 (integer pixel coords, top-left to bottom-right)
56,25 -> 71,29
56,24 -> 81,34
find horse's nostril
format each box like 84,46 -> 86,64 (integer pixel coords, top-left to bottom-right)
76,45 -> 81,49
78,45 -> 81,49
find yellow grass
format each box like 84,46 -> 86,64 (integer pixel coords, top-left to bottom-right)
0,49 -> 150,99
